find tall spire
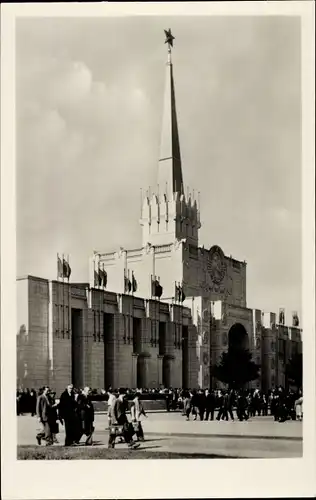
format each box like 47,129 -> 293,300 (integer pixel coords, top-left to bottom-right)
158,29 -> 184,196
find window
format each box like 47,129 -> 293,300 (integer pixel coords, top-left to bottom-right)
271,358 -> 275,370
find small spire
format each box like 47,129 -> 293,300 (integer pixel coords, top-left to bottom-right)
158,28 -> 183,197
164,29 -> 174,65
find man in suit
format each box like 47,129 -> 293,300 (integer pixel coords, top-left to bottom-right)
108,388 -> 140,449
59,384 -> 80,446
36,386 -> 53,445
205,389 -> 216,421
76,387 -> 95,445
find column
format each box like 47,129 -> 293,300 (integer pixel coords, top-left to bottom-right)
157,355 -> 164,387
132,353 -> 138,388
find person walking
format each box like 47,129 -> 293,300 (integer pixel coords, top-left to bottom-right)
236,390 -> 249,421
106,387 -> 117,430
227,389 -> 235,421
190,390 -> 199,421
59,384 -> 80,446
30,388 -> 37,416
76,387 -> 95,445
198,389 -> 206,421
108,388 -> 140,449
130,391 -> 147,442
47,391 -> 60,444
216,390 -> 225,421
183,391 -> 192,421
36,386 -> 53,446
295,390 -> 303,421
205,389 -> 216,421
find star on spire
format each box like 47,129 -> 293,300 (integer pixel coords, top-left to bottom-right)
164,28 -> 175,49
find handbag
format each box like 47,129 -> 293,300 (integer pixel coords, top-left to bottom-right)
132,421 -> 140,432
110,424 -> 124,436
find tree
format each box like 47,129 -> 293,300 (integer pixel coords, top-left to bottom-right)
211,348 -> 260,389
285,352 -> 302,388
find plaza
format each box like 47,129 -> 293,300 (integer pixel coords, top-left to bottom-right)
18,411 -> 302,459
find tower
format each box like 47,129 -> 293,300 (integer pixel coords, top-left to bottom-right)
140,29 -> 201,248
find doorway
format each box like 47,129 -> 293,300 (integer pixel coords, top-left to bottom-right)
104,313 -> 114,389
71,308 -> 84,388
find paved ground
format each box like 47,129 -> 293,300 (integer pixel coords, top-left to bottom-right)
17,413 -> 302,459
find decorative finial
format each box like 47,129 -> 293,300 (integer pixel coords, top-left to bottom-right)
164,28 -> 175,63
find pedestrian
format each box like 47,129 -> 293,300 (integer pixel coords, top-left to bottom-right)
47,391 -> 60,444
205,389 -> 216,421
190,389 -> 199,421
183,391 -> 192,421
295,391 -> 303,421
198,389 -> 206,421
108,388 -> 140,449
130,391 -> 147,442
59,384 -> 80,446
30,388 -> 37,416
106,387 -> 117,430
36,386 -> 53,446
216,390 -> 225,421
236,391 -> 249,421
77,387 -> 95,445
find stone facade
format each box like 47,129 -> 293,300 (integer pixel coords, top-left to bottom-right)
17,275 -> 197,396
17,275 -> 302,394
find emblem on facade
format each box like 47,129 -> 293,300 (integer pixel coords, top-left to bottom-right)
202,331 -> 209,344
208,246 -> 227,285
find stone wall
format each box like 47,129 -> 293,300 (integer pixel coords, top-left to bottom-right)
17,276 -> 49,389
17,276 -> 302,393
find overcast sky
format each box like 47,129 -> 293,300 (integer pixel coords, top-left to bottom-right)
16,16 -> 301,320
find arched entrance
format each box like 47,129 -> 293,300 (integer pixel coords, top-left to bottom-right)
228,323 -> 249,351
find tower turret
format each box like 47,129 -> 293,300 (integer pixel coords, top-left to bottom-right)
140,29 -> 201,247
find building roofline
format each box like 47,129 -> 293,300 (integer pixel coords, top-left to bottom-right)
16,275 -> 48,283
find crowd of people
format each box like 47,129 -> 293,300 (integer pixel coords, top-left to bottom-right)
21,385 -> 146,449
17,384 -> 303,448
175,387 -> 303,423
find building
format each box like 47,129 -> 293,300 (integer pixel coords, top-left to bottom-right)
16,32 -> 302,394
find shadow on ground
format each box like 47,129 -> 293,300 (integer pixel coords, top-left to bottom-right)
18,445 -> 236,460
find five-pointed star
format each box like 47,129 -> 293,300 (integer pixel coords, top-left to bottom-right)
164,28 -> 175,47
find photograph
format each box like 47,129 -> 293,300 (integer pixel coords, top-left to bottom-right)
1,2 -> 315,499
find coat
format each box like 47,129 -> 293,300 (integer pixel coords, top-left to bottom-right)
58,390 -> 77,421
36,394 -> 51,423
77,393 -> 94,436
130,398 -> 146,421
111,397 -> 128,425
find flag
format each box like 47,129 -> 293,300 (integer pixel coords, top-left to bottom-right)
279,308 -> 285,325
62,258 -> 71,279
175,282 -> 185,302
132,271 -> 137,293
124,275 -> 132,293
101,265 -> 107,288
292,312 -> 299,327
152,277 -> 163,298
57,255 -> 63,278
94,270 -> 101,287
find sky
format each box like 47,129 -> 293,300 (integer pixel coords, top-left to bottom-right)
16,15 -> 302,320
